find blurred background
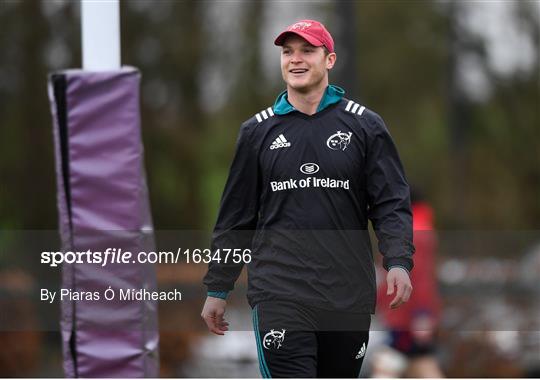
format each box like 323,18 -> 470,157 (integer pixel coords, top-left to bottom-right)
0,0 -> 539,377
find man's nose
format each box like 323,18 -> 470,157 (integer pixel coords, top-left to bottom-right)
290,51 -> 303,63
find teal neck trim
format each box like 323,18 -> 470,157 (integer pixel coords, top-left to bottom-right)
273,90 -> 295,115
273,85 -> 345,115
317,85 -> 345,112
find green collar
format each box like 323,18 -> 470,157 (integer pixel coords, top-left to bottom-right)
273,85 -> 345,115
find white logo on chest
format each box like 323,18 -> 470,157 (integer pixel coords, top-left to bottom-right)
327,131 -> 352,151
300,163 -> 319,175
270,134 -> 291,150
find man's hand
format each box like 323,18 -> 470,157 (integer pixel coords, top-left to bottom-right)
386,267 -> 412,309
201,296 -> 229,335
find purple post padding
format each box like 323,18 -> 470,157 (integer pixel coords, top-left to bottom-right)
47,67 -> 159,378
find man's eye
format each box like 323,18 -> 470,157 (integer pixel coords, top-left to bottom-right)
304,49 -> 314,53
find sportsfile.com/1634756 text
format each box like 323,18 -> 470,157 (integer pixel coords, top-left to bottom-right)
40,248 -> 252,267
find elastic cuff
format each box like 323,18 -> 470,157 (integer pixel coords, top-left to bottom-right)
208,291 -> 229,300
384,257 -> 413,272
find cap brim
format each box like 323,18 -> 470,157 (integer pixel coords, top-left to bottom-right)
274,31 -> 323,48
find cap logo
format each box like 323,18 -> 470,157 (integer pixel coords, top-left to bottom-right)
291,21 -> 312,31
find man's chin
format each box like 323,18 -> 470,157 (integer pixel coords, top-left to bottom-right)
288,81 -> 312,93
286,77 -> 326,94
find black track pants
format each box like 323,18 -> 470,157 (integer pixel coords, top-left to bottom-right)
252,301 -> 371,378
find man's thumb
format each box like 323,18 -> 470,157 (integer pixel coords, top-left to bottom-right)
387,277 -> 394,295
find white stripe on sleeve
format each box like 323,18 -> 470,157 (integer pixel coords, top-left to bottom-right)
255,113 -> 262,122
261,110 -> 268,119
267,107 -> 274,116
351,103 -> 360,113
345,100 -> 354,112
357,106 -> 365,115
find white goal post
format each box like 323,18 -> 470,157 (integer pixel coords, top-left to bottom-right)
81,0 -> 120,70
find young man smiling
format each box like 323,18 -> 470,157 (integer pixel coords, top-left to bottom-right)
202,19 -> 414,377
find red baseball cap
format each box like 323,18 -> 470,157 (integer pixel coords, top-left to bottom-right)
274,19 -> 335,53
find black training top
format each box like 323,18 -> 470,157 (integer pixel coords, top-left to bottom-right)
204,94 -> 414,313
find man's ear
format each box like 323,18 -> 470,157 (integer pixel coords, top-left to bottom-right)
326,52 -> 337,70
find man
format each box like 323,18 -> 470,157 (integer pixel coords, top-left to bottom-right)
202,19 -> 414,378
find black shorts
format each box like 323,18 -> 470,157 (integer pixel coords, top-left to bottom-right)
252,301 -> 371,378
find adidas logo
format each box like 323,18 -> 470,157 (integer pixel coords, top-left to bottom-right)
355,342 -> 366,359
270,134 -> 291,150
